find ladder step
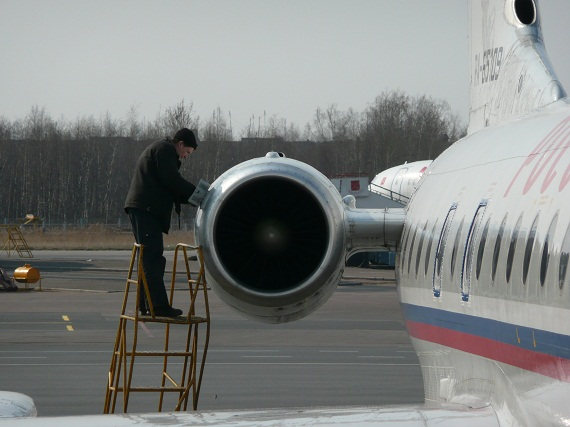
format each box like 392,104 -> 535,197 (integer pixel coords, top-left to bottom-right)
120,314 -> 208,324
114,351 -> 195,357
109,387 -> 187,392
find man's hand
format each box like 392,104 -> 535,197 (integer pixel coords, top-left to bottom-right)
188,179 -> 210,207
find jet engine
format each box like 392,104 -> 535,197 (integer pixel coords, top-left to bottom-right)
194,152 -> 404,323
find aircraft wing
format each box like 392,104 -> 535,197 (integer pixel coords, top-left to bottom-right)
0,405 -> 499,426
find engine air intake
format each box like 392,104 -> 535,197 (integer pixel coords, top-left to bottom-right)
214,177 -> 329,293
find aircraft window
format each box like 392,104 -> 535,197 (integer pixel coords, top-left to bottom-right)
560,223 -> 570,289
451,218 -> 465,278
400,223 -> 411,271
461,200 -> 488,301
415,221 -> 428,277
433,203 -> 457,297
425,221 -> 438,276
523,214 -> 539,285
407,226 -> 418,275
506,214 -> 523,283
492,214 -> 508,283
476,217 -> 491,280
400,223 -> 413,271
540,213 -> 558,287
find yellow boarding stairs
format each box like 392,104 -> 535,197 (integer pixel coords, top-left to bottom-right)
1,225 -> 33,258
104,243 -> 210,414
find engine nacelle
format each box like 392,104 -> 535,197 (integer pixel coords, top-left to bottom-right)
194,152 -> 404,323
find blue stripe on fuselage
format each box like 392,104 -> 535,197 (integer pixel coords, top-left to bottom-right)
400,303 -> 570,360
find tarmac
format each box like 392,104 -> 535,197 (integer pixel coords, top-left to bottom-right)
0,250 -> 424,417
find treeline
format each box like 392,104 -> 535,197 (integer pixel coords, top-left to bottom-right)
0,91 -> 465,226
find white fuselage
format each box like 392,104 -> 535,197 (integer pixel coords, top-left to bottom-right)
370,160 -> 432,205
397,100 -> 570,425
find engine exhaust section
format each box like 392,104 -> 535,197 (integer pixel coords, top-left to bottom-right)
194,152 -> 405,323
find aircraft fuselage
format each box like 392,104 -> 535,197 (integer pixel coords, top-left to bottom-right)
398,100 -> 570,424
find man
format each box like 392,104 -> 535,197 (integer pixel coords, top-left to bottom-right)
124,128 -> 198,317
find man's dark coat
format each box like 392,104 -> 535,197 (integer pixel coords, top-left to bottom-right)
124,138 -> 196,233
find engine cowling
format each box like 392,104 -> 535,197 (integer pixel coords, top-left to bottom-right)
194,152 -> 404,323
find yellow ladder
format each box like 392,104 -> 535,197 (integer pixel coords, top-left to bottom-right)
103,243 -> 210,413
1,225 -> 33,258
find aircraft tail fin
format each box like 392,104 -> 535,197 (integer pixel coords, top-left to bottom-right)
468,0 -> 566,134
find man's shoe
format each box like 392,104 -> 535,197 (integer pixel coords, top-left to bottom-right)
153,306 -> 183,317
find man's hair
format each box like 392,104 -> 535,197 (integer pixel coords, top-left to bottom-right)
173,128 -> 198,149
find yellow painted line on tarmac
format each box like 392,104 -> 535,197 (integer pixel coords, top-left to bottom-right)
62,314 -> 74,332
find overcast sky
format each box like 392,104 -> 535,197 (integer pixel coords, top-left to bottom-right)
1,0 -> 569,135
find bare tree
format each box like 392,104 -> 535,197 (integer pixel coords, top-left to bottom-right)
101,111 -> 125,138
0,116 -> 12,141
203,107 -> 233,142
69,115 -> 102,140
308,104 -> 360,142
158,99 -> 200,136
23,106 -> 60,141
361,91 -> 463,171
125,105 -> 142,140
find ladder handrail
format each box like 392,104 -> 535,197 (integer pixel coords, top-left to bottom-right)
368,182 -> 411,203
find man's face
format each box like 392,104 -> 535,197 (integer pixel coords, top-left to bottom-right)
175,141 -> 195,159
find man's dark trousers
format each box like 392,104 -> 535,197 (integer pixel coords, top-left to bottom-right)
127,208 -> 171,311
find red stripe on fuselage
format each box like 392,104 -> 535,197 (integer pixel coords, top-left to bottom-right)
406,320 -> 570,382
